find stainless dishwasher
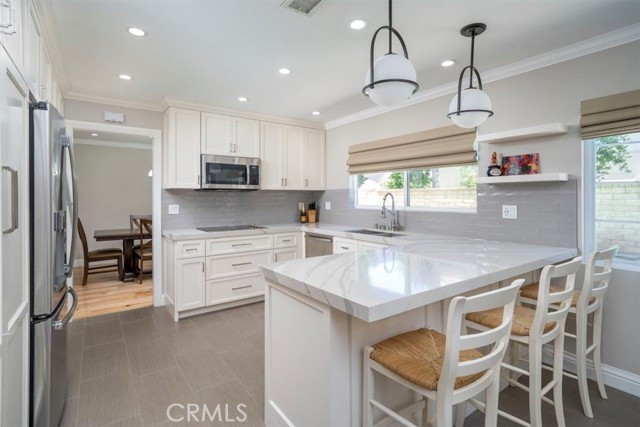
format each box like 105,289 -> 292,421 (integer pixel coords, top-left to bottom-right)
305,233 -> 333,257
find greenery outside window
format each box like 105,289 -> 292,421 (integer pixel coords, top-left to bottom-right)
354,165 -> 477,210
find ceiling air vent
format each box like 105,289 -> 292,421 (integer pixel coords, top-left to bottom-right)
281,0 -> 325,15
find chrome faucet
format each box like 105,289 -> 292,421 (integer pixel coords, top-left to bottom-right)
380,192 -> 400,231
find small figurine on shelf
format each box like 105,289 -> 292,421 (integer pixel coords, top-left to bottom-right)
487,151 -> 502,177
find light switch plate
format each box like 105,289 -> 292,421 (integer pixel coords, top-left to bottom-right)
168,204 -> 180,215
325,202 -> 331,210
502,205 -> 517,219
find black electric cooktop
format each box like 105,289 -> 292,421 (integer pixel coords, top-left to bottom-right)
196,224 -> 267,232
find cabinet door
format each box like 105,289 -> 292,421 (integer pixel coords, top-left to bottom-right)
234,118 -> 260,157
164,107 -> 200,189
38,44 -> 50,101
274,247 -> 299,263
305,129 -> 325,190
175,258 -> 205,311
1,0 -> 24,68
260,122 -> 284,189
24,5 -> 40,97
201,112 -> 232,155
284,126 -> 305,189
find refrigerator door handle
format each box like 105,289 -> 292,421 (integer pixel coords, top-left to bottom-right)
62,135 -> 79,277
53,287 -> 77,330
1,166 -> 18,234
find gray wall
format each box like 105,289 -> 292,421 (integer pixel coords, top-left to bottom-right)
64,99 -> 163,130
161,190 -> 321,230
75,143 -> 152,258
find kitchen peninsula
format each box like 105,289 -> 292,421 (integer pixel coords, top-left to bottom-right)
260,237 -> 577,427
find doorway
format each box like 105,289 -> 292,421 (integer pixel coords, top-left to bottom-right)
65,120 -> 162,319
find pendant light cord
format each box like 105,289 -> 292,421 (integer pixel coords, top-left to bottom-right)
388,0 -> 393,54
469,29 -> 476,89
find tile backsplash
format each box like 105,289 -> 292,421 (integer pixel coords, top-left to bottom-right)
162,181 -> 577,248
161,190 -> 322,230
316,181 -> 578,248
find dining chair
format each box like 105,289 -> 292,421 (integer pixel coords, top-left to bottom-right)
77,218 -> 124,285
518,246 -> 618,418
132,217 -> 152,283
362,279 -> 523,427
463,257 -> 581,427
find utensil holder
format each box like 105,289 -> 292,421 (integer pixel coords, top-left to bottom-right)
308,210 -> 317,223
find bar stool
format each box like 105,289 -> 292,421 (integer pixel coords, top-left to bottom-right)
463,257 -> 581,427
519,246 -> 617,418
362,279 -> 523,427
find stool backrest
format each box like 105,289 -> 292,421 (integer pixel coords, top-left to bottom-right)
440,279 -> 523,400
532,257 -> 582,337
581,246 -> 617,308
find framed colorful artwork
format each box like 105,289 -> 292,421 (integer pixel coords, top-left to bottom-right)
501,153 -> 540,175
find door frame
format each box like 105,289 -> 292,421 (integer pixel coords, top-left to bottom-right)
65,120 -> 163,306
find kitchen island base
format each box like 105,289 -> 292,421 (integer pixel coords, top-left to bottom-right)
264,280 -> 445,427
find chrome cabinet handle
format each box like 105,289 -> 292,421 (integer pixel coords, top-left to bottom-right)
198,174 -> 201,185
229,143 -> 233,152
231,262 -> 252,267
232,285 -> 252,291
2,166 -> 18,234
231,243 -> 252,247
282,239 -> 291,243
341,246 -> 349,250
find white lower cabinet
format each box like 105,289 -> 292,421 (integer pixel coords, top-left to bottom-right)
206,275 -> 265,306
333,237 -> 358,253
274,247 -> 298,262
175,258 -> 206,311
358,241 -> 388,251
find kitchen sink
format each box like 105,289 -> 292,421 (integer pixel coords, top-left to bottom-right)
346,229 -> 406,238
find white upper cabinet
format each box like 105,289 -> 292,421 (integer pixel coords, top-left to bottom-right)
24,3 -> 40,97
259,122 -> 325,191
201,112 -> 259,157
38,41 -> 50,101
0,0 -> 24,69
163,107 -> 201,189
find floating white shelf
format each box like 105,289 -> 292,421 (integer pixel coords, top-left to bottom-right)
476,123 -> 568,144
477,173 -> 569,184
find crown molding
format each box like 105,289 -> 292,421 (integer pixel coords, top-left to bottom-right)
325,23 -> 640,130
64,91 -> 164,112
74,138 -> 152,150
34,0 -> 71,94
162,97 -> 326,129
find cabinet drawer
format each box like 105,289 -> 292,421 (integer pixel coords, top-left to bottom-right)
206,235 -> 273,255
206,250 -> 272,280
176,241 -> 205,259
206,275 -> 265,306
358,241 -> 388,251
274,233 -> 299,248
333,237 -> 357,254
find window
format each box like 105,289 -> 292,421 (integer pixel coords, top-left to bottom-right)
354,165 -> 477,210
584,132 -> 640,269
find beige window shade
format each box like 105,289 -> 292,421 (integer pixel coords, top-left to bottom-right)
347,125 -> 476,174
581,90 -> 640,139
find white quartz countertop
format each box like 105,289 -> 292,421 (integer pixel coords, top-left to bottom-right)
260,238 -> 577,323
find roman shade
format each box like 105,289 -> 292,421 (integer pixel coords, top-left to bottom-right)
346,125 -> 476,174
580,89 -> 640,139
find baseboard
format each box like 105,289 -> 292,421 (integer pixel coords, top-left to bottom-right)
561,353 -> 640,398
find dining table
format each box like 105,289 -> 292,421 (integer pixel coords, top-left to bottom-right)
94,227 -> 151,282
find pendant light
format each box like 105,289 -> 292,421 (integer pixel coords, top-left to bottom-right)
362,0 -> 419,107
447,23 -> 493,128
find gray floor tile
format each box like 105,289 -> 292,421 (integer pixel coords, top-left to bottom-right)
67,330 -> 84,362
84,312 -> 121,324
59,396 -> 78,427
80,341 -> 130,382
67,359 -> 81,399
119,307 -> 152,323
176,347 -> 235,393
127,337 -> 176,377
162,321 -> 211,356
195,380 -> 264,427
103,413 -> 144,427
122,316 -> 162,345
134,367 -> 196,426
77,371 -> 138,427
83,319 -> 123,349
191,314 -> 252,354
219,342 -> 264,390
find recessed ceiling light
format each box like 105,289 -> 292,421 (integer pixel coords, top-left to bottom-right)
118,74 -> 132,80
311,111 -> 320,116
128,28 -> 146,37
441,59 -> 456,67
90,133 -> 99,137
350,19 -> 367,30
279,68 -> 291,75
238,97 -> 248,102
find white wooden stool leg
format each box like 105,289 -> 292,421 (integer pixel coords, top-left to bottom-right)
484,373 -> 500,427
454,402 -> 466,427
575,312 -> 594,418
422,397 -> 430,427
510,342 -> 520,383
529,343 -> 543,427
553,335 -> 567,427
363,347 -> 374,427
436,396 -> 452,427
592,307 -> 608,400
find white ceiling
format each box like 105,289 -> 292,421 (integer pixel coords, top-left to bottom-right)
49,0 -> 640,123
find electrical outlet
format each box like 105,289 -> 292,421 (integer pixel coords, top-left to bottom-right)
168,204 -> 180,215
325,202 -> 331,210
502,205 -> 517,219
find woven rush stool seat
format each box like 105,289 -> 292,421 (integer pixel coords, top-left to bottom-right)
520,282 -> 595,307
371,328 -> 485,390
465,305 -> 556,336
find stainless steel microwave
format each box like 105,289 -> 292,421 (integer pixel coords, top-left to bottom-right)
200,154 -> 260,190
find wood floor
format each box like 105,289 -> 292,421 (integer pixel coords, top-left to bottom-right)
72,267 -> 153,320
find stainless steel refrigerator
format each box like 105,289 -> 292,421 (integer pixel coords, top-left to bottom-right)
29,101 -> 78,427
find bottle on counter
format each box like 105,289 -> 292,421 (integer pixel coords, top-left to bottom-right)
308,202 -> 317,223
300,204 -> 307,223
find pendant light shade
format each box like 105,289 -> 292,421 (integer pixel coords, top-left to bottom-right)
362,0 -> 419,107
447,23 -> 493,128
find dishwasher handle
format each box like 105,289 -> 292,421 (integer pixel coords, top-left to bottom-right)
305,234 -> 333,243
